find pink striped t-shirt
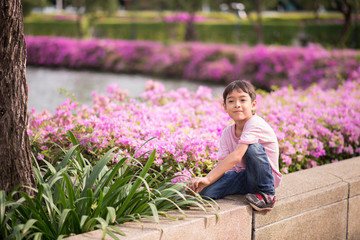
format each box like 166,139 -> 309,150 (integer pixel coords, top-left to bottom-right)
218,114 -> 282,188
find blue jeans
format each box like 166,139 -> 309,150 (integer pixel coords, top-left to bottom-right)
200,143 -> 275,200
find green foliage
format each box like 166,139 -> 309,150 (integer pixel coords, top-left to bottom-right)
0,132 -> 215,239
305,24 -> 360,48
23,11 -> 360,48
195,22 -> 300,45
24,20 -> 78,37
93,22 -> 169,41
21,0 -> 49,17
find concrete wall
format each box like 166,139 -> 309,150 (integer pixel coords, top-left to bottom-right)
66,157 -> 360,240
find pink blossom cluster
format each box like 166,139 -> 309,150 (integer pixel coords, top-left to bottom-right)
53,15 -> 77,21
28,80 -> 360,180
164,12 -> 205,23
25,36 -> 360,90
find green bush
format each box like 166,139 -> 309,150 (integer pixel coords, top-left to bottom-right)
24,20 -> 79,38
305,24 -> 360,48
0,132 -> 215,239
94,22 -> 169,41
195,23 -> 301,45
23,15 -> 360,48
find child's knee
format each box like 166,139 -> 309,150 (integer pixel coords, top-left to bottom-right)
246,143 -> 265,156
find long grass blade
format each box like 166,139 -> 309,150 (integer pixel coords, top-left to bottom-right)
146,203 -> 159,223
22,219 -> 37,237
107,225 -> 126,237
105,207 -> 116,224
81,148 -> 117,198
105,228 -> 121,240
63,174 -> 76,210
117,149 -> 156,216
0,191 -> 5,227
57,145 -> 80,171
58,209 -> 71,235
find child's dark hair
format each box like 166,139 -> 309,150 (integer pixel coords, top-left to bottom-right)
223,80 -> 256,104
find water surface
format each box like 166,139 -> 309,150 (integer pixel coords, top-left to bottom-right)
27,67 -> 225,113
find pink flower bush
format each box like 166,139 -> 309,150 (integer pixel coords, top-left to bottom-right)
29,80 -> 360,177
25,36 -> 360,90
164,12 -> 205,23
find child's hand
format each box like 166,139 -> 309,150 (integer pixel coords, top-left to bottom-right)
189,177 -> 211,193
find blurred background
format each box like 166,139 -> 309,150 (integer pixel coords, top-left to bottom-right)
23,0 -> 360,112
22,0 -> 360,48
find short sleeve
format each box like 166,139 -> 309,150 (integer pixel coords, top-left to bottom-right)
218,128 -> 231,160
239,122 -> 260,145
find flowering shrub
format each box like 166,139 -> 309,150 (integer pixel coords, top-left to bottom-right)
28,80 -> 360,180
164,12 -> 205,23
25,36 -> 360,90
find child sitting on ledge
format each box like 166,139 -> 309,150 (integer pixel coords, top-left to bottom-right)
189,80 -> 282,211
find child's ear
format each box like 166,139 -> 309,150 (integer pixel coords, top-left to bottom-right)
251,100 -> 257,112
223,102 -> 226,110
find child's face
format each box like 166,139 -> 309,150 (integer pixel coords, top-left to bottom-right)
223,89 -> 256,123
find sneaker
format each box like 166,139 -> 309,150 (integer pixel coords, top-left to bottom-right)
245,192 -> 275,212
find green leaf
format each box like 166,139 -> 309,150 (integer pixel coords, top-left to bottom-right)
67,130 -> 78,146
105,227 -> 121,240
63,174 -> 76,210
80,215 -> 89,230
58,209 -> 71,234
108,225 -> 126,236
105,207 -> 116,224
131,137 -> 156,158
82,148 -> 117,198
57,145 -> 80,171
117,149 -> 156,216
146,203 -> 159,223
94,157 -> 128,197
0,191 -> 5,227
22,219 -> 37,237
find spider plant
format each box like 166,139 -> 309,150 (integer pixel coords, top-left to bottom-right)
1,132 -> 216,239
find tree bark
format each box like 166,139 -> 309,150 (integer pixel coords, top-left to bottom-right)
254,0 -> 264,44
246,0 -> 264,44
0,0 -> 36,196
185,13 -> 197,42
337,0 -> 352,48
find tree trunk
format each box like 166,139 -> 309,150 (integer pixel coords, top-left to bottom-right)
76,12 -> 84,39
247,0 -> 264,44
185,13 -> 197,42
254,0 -> 264,44
337,0 -> 352,48
0,0 -> 36,196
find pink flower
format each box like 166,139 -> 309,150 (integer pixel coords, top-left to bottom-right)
37,153 -> 44,160
171,169 -> 192,183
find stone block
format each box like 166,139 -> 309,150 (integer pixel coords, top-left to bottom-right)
275,167 -> 342,201
66,195 -> 252,240
254,182 -> 347,228
253,200 -> 348,240
348,195 -> 360,240
348,176 -> 360,197
318,157 -> 360,181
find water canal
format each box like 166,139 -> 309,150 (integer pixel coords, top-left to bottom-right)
26,67 -> 226,113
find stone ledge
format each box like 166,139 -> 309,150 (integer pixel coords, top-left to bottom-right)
66,195 -> 252,240
254,156 -> 360,239
253,200 -> 348,240
66,156 -> 360,240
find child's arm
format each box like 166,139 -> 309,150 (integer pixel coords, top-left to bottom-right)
190,143 -> 248,193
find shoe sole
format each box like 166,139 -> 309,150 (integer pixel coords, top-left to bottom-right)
245,199 -> 273,212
